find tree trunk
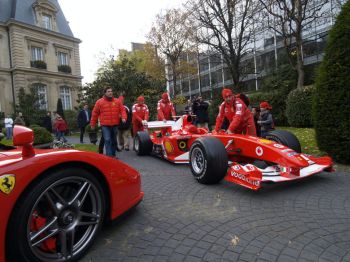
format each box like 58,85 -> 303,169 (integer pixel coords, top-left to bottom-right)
296,35 -> 305,89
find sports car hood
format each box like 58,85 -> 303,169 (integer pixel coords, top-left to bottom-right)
0,150 -> 23,166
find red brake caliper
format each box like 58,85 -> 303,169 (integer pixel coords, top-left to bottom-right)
30,211 -> 57,252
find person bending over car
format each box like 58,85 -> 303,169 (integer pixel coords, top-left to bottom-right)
214,88 -> 256,136
132,96 -> 149,136
157,93 -> 176,122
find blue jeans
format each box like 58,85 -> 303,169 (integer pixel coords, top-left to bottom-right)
57,131 -> 67,142
101,125 -> 118,157
6,127 -> 13,140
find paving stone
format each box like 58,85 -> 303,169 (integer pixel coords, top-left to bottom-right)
83,151 -> 350,261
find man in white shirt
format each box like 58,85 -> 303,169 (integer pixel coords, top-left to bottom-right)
4,115 -> 14,140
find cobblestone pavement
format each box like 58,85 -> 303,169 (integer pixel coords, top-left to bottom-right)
82,149 -> 350,262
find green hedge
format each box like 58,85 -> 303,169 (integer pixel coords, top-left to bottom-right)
286,85 -> 314,127
30,126 -> 53,145
312,0 -> 350,164
64,110 -> 78,132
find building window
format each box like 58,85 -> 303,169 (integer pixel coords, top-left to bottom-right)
42,14 -> 52,30
34,84 -> 48,110
58,52 -> 68,65
60,86 -> 72,110
31,47 -> 43,61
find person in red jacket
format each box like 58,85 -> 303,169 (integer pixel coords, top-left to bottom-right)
90,87 -> 126,157
214,88 -> 256,136
53,115 -> 68,142
132,96 -> 149,136
157,93 -> 176,121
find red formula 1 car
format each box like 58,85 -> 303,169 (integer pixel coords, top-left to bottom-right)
0,126 -> 144,262
134,114 -> 333,190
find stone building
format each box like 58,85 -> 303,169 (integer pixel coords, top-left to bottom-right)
0,0 -> 82,115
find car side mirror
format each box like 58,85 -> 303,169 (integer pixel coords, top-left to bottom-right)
13,125 -> 35,157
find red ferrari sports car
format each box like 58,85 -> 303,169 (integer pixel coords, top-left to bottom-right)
135,114 -> 333,190
0,125 -> 144,262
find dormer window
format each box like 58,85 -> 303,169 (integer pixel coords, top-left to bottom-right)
32,0 -> 58,31
42,14 -> 52,30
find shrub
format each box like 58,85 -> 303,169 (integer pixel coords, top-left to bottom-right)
312,1 -> 350,164
286,85 -> 314,127
30,126 -> 53,145
64,110 -> 78,132
249,62 -> 297,126
249,91 -> 289,126
208,89 -> 223,127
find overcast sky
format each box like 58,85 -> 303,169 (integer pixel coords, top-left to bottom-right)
59,0 -> 186,84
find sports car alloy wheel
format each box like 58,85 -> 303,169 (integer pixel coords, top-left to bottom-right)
6,168 -> 105,262
191,147 -> 205,174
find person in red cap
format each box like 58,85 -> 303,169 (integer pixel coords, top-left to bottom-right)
214,88 -> 256,136
157,93 -> 176,121
132,95 -> 149,136
258,101 -> 274,137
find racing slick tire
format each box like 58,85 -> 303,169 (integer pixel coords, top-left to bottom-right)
134,131 -> 153,156
189,137 -> 228,184
265,130 -> 302,153
6,168 -> 106,262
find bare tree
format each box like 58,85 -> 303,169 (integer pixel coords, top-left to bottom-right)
148,8 -> 195,97
259,0 -> 330,88
186,0 -> 260,87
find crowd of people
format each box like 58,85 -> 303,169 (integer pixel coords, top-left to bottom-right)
1,86 -> 274,158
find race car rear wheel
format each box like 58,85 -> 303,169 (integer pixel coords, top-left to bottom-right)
266,130 -> 302,153
6,168 -> 106,262
134,131 -> 153,156
189,137 -> 228,184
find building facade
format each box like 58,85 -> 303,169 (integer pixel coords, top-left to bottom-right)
168,0 -> 345,99
0,0 -> 82,115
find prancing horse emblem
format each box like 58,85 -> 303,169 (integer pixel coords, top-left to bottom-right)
0,174 -> 15,194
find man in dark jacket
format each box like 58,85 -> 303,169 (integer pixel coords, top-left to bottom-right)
192,96 -> 209,129
77,104 -> 90,143
42,112 -> 52,133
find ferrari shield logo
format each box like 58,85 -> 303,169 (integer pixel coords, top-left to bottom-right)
0,174 -> 15,195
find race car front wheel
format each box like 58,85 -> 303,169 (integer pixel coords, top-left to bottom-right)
6,168 -> 106,262
266,130 -> 302,153
189,137 -> 228,184
134,131 -> 153,156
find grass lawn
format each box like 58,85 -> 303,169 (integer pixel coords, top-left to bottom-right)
74,143 -> 98,152
276,127 -> 325,156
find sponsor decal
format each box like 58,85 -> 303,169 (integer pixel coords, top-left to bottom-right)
231,171 -> 260,186
259,139 -> 274,144
255,146 -> 263,156
0,174 -> 15,194
273,143 -> 284,148
164,141 -> 174,154
282,148 -> 294,153
287,152 -> 298,157
233,165 -> 241,171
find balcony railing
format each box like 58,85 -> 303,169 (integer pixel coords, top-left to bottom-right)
58,65 -> 72,74
31,60 -> 47,69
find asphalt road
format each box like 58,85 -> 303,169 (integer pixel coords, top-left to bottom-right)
82,149 -> 350,262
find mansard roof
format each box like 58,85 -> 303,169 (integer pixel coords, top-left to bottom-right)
0,0 -> 74,37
